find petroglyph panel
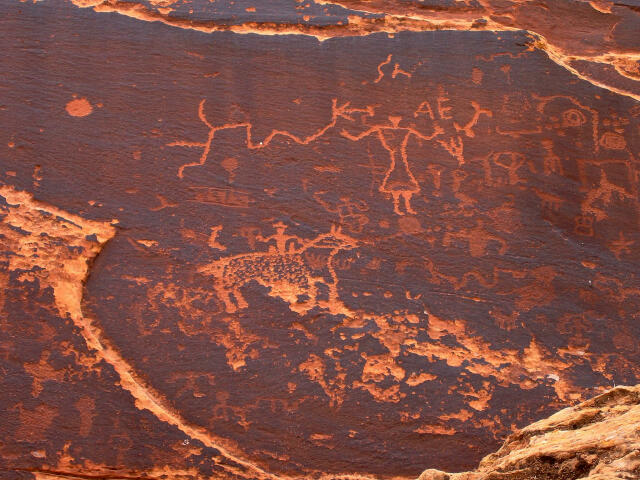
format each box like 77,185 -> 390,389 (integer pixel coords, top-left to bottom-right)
1,1 -> 640,479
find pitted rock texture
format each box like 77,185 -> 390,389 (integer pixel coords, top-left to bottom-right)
418,384 -> 640,480
1,0 -> 640,479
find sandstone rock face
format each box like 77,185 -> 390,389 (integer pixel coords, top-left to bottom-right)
1,1 -> 639,479
419,384 -> 640,480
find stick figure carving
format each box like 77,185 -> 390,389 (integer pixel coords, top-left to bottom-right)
341,116 -> 443,215
170,69 -> 491,216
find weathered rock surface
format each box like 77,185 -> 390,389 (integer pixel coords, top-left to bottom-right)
1,0 -> 639,479
419,384 -> 640,480
69,0 -> 640,101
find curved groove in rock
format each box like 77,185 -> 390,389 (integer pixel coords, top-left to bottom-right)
0,186 -> 283,480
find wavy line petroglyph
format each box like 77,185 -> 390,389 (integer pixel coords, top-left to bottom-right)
169,83 -> 490,215
168,98 -> 355,179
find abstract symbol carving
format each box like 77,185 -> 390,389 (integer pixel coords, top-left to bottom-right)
169,79 -> 491,216
313,191 -> 369,233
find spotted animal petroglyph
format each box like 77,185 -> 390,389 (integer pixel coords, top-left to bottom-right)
198,224 -> 358,315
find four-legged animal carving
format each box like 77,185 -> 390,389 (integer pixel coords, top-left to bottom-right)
199,225 -> 358,315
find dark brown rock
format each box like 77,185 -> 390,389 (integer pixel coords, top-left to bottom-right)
1,0 -> 639,479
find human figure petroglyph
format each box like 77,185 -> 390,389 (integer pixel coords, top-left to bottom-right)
483,151 -> 534,187
341,115 -> 443,215
581,169 -> 636,221
255,221 -> 302,254
198,224 -> 358,315
171,85 -> 491,216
